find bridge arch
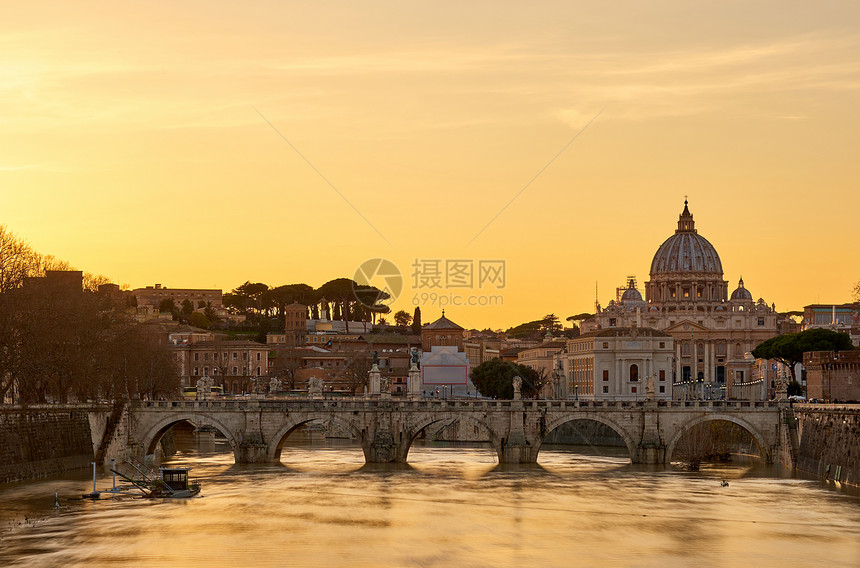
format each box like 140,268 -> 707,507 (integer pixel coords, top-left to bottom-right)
268,414 -> 364,463
398,413 -> 503,463
538,413 -> 638,463
665,414 -> 771,465
140,414 -> 239,462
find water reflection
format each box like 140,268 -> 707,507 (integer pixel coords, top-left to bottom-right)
1,431 -> 858,568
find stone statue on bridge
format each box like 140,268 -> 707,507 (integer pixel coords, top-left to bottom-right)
307,376 -> 323,398
645,375 -> 655,400
512,376 -> 522,400
196,376 -> 214,400
269,376 -> 282,394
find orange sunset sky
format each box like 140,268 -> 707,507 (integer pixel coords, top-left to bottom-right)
2,1 -> 859,330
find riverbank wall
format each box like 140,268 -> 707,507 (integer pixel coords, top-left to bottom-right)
792,404 -> 859,486
0,404 -> 126,483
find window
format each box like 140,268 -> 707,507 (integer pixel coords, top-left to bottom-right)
204,353 -> 209,361
193,367 -> 199,376
256,366 -> 261,376
232,366 -> 238,376
256,352 -> 262,361
203,366 -> 208,376
609,318 -> 617,327
659,385 -> 665,393
194,353 -> 199,361
659,370 -> 665,381
629,364 -> 639,381
242,352 -> 248,361
232,352 -> 238,360
659,342 -> 665,349
602,386 -> 609,394
631,386 -> 637,393
602,342 -> 609,349
757,317 -> 765,326
602,370 -> 609,381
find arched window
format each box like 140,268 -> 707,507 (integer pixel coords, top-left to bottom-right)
629,364 -> 639,381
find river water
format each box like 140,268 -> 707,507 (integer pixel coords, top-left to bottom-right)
1,431 -> 858,568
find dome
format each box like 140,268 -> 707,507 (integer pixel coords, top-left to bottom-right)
730,277 -> 752,301
649,200 -> 723,275
621,287 -> 643,302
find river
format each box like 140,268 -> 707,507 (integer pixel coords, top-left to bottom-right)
1,430 -> 858,567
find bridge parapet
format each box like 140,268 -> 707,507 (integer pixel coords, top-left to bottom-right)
133,398 -> 782,412
127,398 -> 786,466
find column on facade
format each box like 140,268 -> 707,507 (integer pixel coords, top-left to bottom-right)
692,340 -> 698,380
616,358 -> 623,397
704,342 -> 710,382
675,342 -> 681,382
710,342 -> 716,382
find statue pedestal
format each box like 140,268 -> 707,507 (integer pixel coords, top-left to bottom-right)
369,364 -> 381,396
407,365 -> 421,400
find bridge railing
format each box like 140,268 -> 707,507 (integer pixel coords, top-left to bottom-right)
0,403 -> 112,412
133,398 -> 783,411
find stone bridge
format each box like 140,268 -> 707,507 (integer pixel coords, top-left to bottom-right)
127,398 -> 789,465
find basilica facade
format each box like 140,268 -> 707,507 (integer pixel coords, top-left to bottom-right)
580,201 -> 781,396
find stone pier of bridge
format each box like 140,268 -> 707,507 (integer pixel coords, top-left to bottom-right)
126,398 -> 787,466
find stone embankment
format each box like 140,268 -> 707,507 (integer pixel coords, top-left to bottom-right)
0,406 -> 103,483
0,404 -> 130,483
792,404 -> 859,486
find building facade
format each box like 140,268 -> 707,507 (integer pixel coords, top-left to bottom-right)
560,327 -> 674,401
132,284 -> 223,309
421,312 -> 473,396
170,340 -> 268,392
803,303 -> 860,346
803,350 -> 860,402
581,201 -> 782,398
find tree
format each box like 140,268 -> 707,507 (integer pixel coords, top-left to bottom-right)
540,314 -> 562,334
394,309 -> 412,327
189,311 -> 211,329
271,354 -> 302,391
342,350 -> 372,394
505,319 -> 544,340
232,282 -> 269,315
181,299 -> 194,320
566,312 -> 593,327
469,359 -> 543,399
318,278 -> 359,333
0,225 -> 39,293
787,380 -> 803,397
853,279 -> 860,313
752,328 -> 853,383
411,306 -> 422,335
2,282 -> 180,403
158,298 -> 176,314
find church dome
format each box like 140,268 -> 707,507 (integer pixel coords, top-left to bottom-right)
730,277 -> 753,301
621,287 -> 643,302
650,200 -> 723,275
